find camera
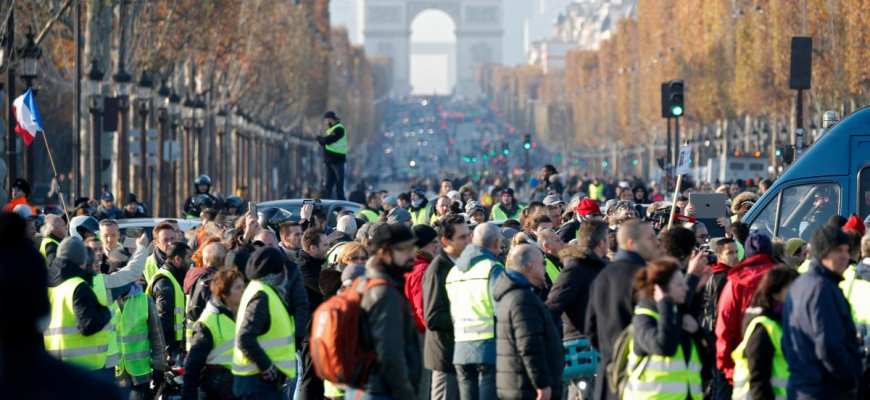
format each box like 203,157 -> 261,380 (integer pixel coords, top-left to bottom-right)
699,244 -> 717,265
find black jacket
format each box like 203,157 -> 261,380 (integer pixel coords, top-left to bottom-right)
43,234 -> 63,266
422,248 -> 457,372
586,250 -> 645,400
282,258 -> 310,340
150,262 -> 189,353
47,258 -> 112,336
556,220 -> 581,244
357,267 -> 421,399
316,123 -> 347,164
546,247 -> 607,339
296,251 -> 326,331
237,288 -> 287,374
495,271 -> 563,400
739,307 -> 779,400
182,299 -> 236,400
186,268 -> 216,323
326,230 -> 352,248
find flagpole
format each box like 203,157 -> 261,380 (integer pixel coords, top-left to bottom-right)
40,131 -> 70,218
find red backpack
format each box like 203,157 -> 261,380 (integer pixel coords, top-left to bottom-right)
310,276 -> 390,386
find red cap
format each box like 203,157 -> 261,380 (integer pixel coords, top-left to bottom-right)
844,214 -> 866,236
575,199 -> 601,216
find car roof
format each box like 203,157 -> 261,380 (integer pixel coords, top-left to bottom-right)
116,218 -> 201,231
258,199 -> 362,208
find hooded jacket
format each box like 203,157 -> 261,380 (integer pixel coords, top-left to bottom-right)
700,262 -> 731,354
423,248 -> 458,372
451,244 -> 504,365
357,266 -> 422,399
715,253 -> 777,379
546,246 -> 608,339
495,271 -> 563,400
296,250 -> 327,329
185,267 -> 217,323
47,258 -> 113,336
404,251 -> 432,333
783,260 -> 861,398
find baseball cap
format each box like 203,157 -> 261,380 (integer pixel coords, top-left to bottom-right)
543,195 -> 563,206
501,188 -> 515,196
387,207 -> 412,224
101,191 -> 114,201
323,110 -> 338,119
369,223 -> 417,251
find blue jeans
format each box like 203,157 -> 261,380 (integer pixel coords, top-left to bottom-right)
343,389 -> 395,400
234,374 -> 284,400
455,364 -> 496,400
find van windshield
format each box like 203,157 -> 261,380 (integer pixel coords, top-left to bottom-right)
778,183 -> 840,241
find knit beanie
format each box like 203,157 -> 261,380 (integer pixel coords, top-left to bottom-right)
810,225 -> 851,260
57,237 -> 88,266
785,238 -> 807,257
743,232 -> 772,259
245,247 -> 286,280
412,225 -> 438,248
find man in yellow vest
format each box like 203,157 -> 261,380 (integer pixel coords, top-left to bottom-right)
39,214 -> 67,266
317,110 -> 347,200
144,222 -> 178,284
233,247 -> 297,399
183,268 -> 244,400
409,187 -> 434,226
447,222 -> 505,400
44,237 -> 114,380
147,242 -> 191,361
490,188 -> 523,221
113,281 -> 166,399
358,192 -> 383,223
536,229 -> 564,290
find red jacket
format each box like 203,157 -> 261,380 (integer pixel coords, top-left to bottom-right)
715,253 -> 777,379
404,252 -> 432,333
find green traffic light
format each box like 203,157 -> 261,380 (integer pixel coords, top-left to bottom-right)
523,142 -> 531,150
671,105 -> 684,117
556,156 -> 562,162
503,149 -> 510,155
775,149 -> 782,156
602,161 -> 608,167
631,159 -> 638,165
482,155 -> 488,160
472,157 -> 478,163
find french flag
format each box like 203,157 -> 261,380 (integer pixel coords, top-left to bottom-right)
12,88 -> 43,147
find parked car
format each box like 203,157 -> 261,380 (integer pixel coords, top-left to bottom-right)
257,199 -> 361,228
117,218 -> 202,242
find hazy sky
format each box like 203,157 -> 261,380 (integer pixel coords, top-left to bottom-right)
410,9 -> 457,43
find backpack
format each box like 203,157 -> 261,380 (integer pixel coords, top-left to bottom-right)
606,323 -> 639,397
310,276 -> 389,386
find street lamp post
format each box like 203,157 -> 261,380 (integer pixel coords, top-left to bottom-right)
18,27 -> 41,185
85,58 -> 104,198
215,108 -> 227,194
181,94 -> 194,201
112,64 -> 132,198
135,69 -> 152,206
154,79 -> 169,217
193,93 -> 206,177
168,89 -> 180,213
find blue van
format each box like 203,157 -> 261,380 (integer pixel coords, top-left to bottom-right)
743,108 -> 870,241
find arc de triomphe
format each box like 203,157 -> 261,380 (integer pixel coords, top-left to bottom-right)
363,0 -> 503,97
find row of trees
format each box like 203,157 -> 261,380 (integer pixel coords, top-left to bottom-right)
479,0 -> 870,159
6,0 -> 388,201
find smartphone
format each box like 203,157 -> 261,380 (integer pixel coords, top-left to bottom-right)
123,237 -> 138,249
248,201 -> 258,216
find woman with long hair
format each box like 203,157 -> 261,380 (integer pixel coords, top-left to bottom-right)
731,266 -> 797,400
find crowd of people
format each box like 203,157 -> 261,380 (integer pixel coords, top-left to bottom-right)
2,161 -> 870,400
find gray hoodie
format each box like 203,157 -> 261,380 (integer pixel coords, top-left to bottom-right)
452,244 -> 504,365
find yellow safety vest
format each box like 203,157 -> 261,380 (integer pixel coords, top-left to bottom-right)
232,281 -> 297,378
146,269 -> 185,341
91,274 -> 120,369
359,209 -> 380,223
731,315 -> 788,400
115,292 -> 151,378
623,307 -> 703,400
840,273 -> 870,346
40,237 -> 60,266
410,204 -> 432,226
446,257 -> 500,342
324,123 -> 348,155
545,258 -> 561,285
144,254 -> 160,285
197,302 -> 236,370
44,277 -> 113,370
588,184 -> 604,201
491,203 -> 523,221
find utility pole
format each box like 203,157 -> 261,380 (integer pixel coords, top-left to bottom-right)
5,10 -> 15,195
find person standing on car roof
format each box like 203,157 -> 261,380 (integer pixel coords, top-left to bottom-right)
317,111 -> 347,201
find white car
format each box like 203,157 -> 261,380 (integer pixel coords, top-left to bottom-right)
116,218 -> 202,242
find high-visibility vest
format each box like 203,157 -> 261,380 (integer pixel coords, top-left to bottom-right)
623,307 -> 703,400
197,302 -> 235,369
44,277 -> 113,370
115,293 -> 151,378
731,315 -> 788,400
232,281 -> 296,378
840,273 -> 870,345
588,184 -> 604,201
410,203 -> 432,226
359,209 -> 379,223
491,203 -> 523,221
324,381 -> 345,398
545,258 -> 561,284
91,274 -> 120,369
146,269 -> 185,341
40,237 -> 60,266
324,123 -> 348,155
446,257 -> 499,342
144,254 -> 160,285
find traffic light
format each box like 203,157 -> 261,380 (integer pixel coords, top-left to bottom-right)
502,143 -> 510,155
523,134 -> 532,150
602,161 -> 609,168
631,159 -> 639,166
668,80 -> 684,117
775,148 -> 782,157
